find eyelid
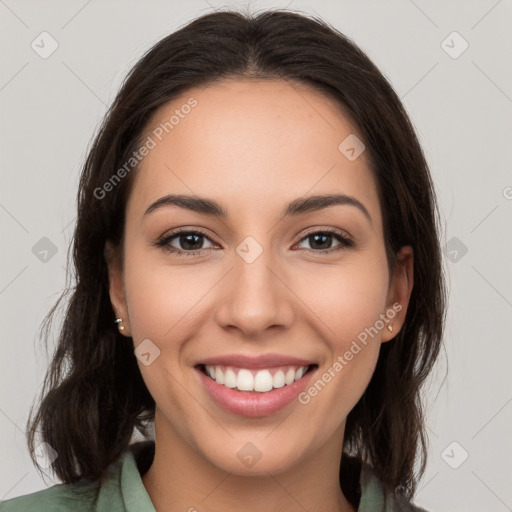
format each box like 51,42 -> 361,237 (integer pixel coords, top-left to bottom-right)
155,228 -> 218,252
154,226 -> 355,256
298,226 -> 354,243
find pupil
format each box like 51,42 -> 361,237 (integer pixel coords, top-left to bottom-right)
181,234 -> 202,250
311,233 -> 331,250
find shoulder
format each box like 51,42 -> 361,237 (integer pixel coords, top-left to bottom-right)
0,441 -> 155,512
0,481 -> 99,512
358,464 -> 430,512
0,446 -> 135,512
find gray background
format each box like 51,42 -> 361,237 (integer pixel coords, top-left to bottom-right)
1,1 -> 511,511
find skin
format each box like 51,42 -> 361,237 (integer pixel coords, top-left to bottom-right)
106,79 -> 414,512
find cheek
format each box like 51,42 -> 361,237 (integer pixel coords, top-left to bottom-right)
298,342 -> 380,450
289,255 -> 388,415
296,270 -> 387,435
123,247 -> 214,342
289,254 -> 390,344
121,249 -> 209,421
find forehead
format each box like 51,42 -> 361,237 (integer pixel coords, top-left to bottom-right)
129,79 -> 381,227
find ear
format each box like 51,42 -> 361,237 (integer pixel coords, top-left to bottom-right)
104,240 -> 131,337
381,245 -> 414,343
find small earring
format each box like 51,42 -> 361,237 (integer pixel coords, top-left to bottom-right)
115,318 -> 125,331
387,323 -> 393,332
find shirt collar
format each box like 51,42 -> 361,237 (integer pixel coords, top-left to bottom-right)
105,440 -> 411,512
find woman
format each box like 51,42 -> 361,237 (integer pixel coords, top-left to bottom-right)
1,8 -> 446,512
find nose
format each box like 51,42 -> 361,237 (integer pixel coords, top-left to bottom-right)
214,245 -> 295,338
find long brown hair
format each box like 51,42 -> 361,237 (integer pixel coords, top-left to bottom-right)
26,8 -> 446,503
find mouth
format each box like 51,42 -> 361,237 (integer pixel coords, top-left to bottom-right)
196,363 -> 318,393
193,354 -> 319,416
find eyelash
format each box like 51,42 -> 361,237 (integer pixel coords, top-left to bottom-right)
154,228 -> 355,257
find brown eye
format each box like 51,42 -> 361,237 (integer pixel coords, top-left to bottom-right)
296,230 -> 354,253
155,230 -> 216,256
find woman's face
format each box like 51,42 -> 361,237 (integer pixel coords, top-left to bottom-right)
107,79 -> 413,475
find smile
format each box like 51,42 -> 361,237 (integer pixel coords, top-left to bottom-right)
198,364 -> 316,393
194,356 -> 319,417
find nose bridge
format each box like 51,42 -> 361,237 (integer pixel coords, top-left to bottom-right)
216,236 -> 294,335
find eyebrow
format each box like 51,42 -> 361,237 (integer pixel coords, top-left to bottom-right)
144,193 -> 372,224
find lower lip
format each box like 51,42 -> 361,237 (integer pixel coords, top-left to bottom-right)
196,366 -> 316,417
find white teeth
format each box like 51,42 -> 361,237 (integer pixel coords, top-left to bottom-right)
285,368 -> 296,385
203,364 -> 311,392
224,368 -> 237,388
215,367 -> 224,385
254,370 -> 273,392
273,370 -> 285,388
237,369 -> 254,391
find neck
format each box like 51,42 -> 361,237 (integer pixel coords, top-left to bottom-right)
141,410 -> 355,512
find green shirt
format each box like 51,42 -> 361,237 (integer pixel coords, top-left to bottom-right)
0,441 -> 427,511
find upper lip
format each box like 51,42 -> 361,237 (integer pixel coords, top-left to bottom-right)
196,354 -> 316,369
